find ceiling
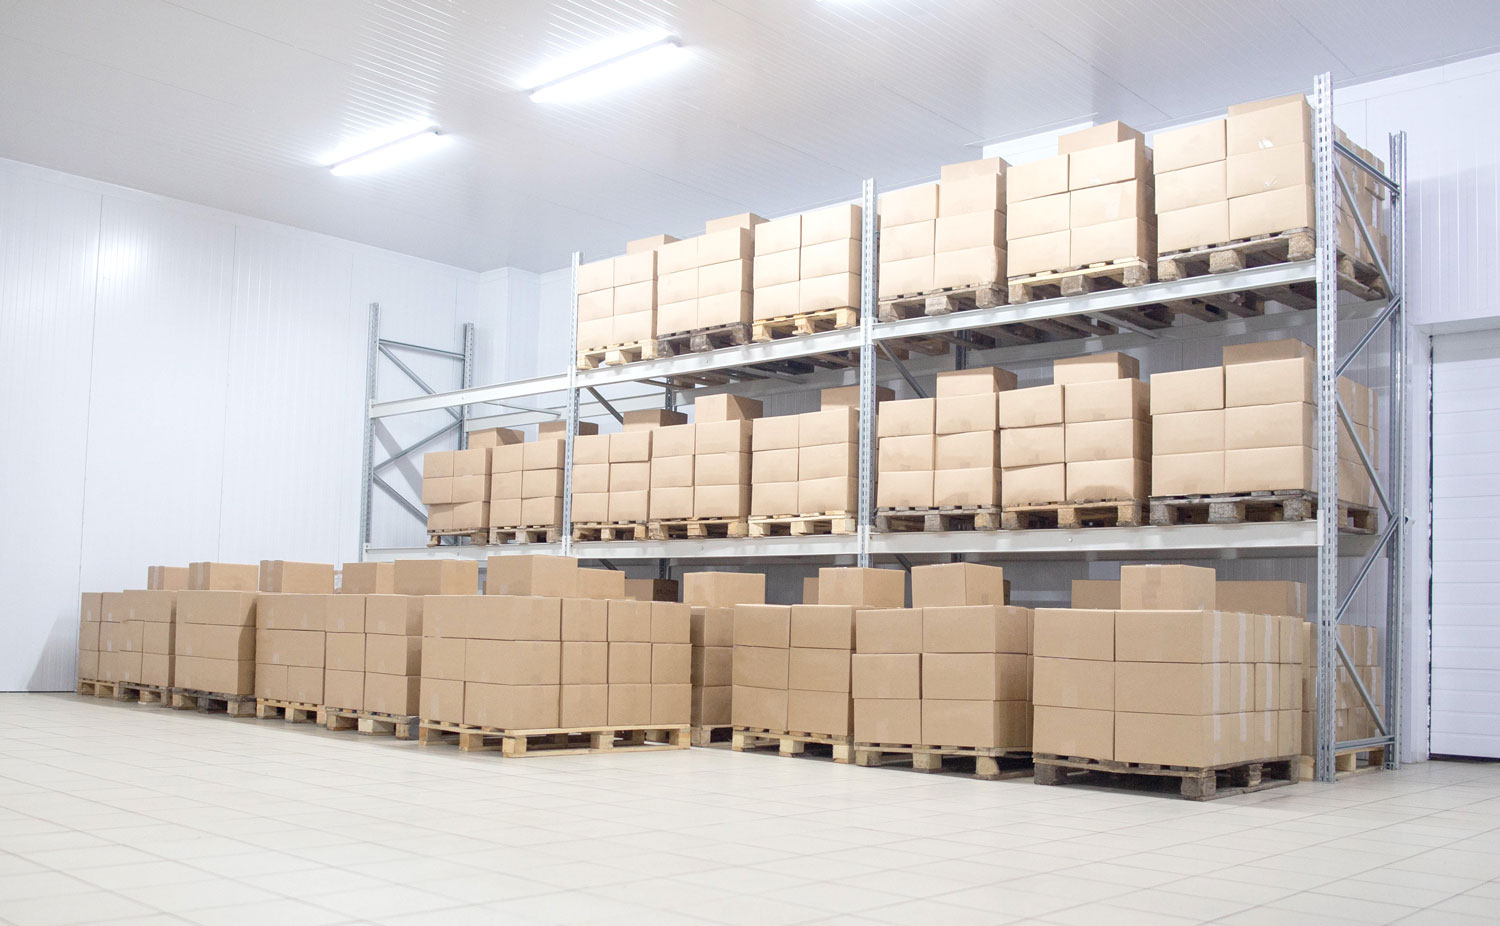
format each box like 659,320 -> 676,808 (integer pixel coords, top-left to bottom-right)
3,0 -> 1498,273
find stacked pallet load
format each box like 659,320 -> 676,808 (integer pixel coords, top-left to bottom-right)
130,586 -> 178,701
1000,351 -> 1149,528
1033,565 -> 1303,799
683,571 -> 766,745
576,239 -> 665,367
423,443 -> 495,541
256,595 -> 347,722
932,366 -> 1015,525
1301,620 -> 1385,774
875,395 -> 935,517
173,562 -> 260,715
571,409 -> 686,540
648,419 -> 696,522
1008,122 -> 1154,302
77,592 -> 102,687
880,158 -> 1009,318
491,420 -> 597,542
1149,338 -> 1377,527
854,564 -> 1032,778
733,567 -> 903,762
656,215 -> 760,352
877,182 -> 938,302
749,386 -> 881,537
351,593 -> 424,736
97,593 -> 141,689
686,394 -> 761,537
752,205 -> 862,339
1155,95 -> 1386,294
421,554 -> 689,753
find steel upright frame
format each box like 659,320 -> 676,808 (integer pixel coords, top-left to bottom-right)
358,72 -> 1408,783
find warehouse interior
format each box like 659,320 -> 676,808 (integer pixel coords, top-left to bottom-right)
3,2 -> 1500,924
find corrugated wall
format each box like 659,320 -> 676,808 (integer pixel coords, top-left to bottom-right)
0,157 -> 476,691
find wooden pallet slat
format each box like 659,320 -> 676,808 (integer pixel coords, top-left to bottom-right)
577,338 -> 659,370
570,521 -> 649,542
256,698 -> 319,724
877,282 -> 1005,322
78,680 -> 168,704
417,721 -> 689,756
731,727 -> 854,764
690,724 -> 734,748
489,525 -> 563,545
1000,500 -> 1145,531
1298,745 -> 1387,781
873,506 -> 1001,533
320,707 -> 419,740
654,322 -> 753,357
1149,491 -> 1375,533
1008,258 -> 1152,305
170,688 -> 256,717
750,307 -> 858,343
1156,227 -> 1386,303
426,529 -> 488,547
648,517 -> 749,541
1033,752 -> 1299,800
853,742 -> 1032,781
747,512 -> 858,538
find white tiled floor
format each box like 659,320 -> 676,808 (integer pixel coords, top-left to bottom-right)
1,694 -> 1497,926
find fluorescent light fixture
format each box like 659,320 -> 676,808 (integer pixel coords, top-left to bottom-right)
525,32 -> 683,104
326,122 -> 444,176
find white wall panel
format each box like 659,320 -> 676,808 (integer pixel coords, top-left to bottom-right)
0,165 -> 102,692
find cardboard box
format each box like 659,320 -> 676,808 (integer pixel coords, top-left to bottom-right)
878,254 -> 934,299
755,248 -> 801,289
875,470 -> 933,508
851,653 -> 921,698
1001,425 -> 1064,467
652,683 -> 691,725
803,203 -> 862,246
323,631 -> 363,671
731,685 -> 787,730
423,451 -> 455,479
1218,580 -> 1306,619
690,607 -> 735,648
1071,580 -> 1120,609
1223,403 -> 1315,450
561,598 -> 609,642
1223,338 -> 1313,366
1226,143 -> 1312,198
418,676 -> 463,722
1225,446 -> 1315,492
604,642 -> 651,684
922,700 -> 1029,749
1069,180 -> 1152,226
1152,451 -> 1226,496
911,563 -> 1004,610
823,385 -> 893,410
933,467 -> 1000,507
787,689 -> 852,736
692,646 -> 733,687
733,605 -> 791,649
365,634 -> 421,676
605,599 -> 652,643
923,653 -> 1027,700
696,420 -> 754,454
797,443 -> 855,481
684,572 -> 764,608
647,486 -> 692,520
935,366 -> 1016,398
1226,95 -> 1310,155
175,624 -> 254,661
554,683 -> 606,727
1155,161 -> 1227,214
1064,420 -> 1151,463
174,655 -> 254,695
1006,230 -> 1068,276
922,605 -> 1029,654
750,415 -> 799,452
1114,711 -> 1251,767
853,698 -> 921,744
852,608 -> 921,654
1120,564 -> 1217,611
1150,367 -> 1225,416
999,462 -> 1064,507
935,211 -> 1004,252
1033,705 -> 1113,760
696,394 -> 763,424
486,555 -> 577,597
1117,662 -> 1252,715
1229,184 -> 1314,239
996,384 -> 1064,428
940,156 -> 1007,184
933,246 -> 1004,290
755,214 -> 801,254
464,682 -> 560,730
188,562 -> 259,592
342,563 -> 394,595
1069,138 -> 1148,191
1007,154 -> 1069,204
694,484 -> 750,519
1054,351 -> 1137,385
1070,217 -> 1155,266
694,452 -> 750,487
934,394 -> 998,435
1225,357 -> 1314,408
177,590 -> 257,627
878,434 -> 934,472
571,492 -> 609,523
691,686 -> 731,726
1063,379 -> 1149,424
1154,409 -> 1225,455
572,463 -> 610,494
652,642 -> 692,684
938,173 -> 1003,216
793,409 -> 857,454
798,476 -> 857,515
1114,610 -> 1246,663
879,184 -> 938,226
788,647 -> 851,692
800,238 -> 860,277
1060,121 -> 1142,154
259,561 -> 335,594
1033,609 -> 1114,661
935,431 -> 1000,470
753,280 -> 799,321
1153,118 -> 1226,173
146,566 -> 189,591
753,481 -> 799,516
1158,201 -> 1231,253
876,398 -> 935,438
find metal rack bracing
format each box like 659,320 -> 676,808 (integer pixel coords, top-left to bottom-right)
360,72 -> 1408,784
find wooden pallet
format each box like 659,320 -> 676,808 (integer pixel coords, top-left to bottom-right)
417,721 -> 689,756
170,688 -> 256,717
571,521 -> 649,542
654,322 -> 752,357
854,743 -> 1032,781
490,525 -> 563,545
748,512 -> 858,537
1298,745 -> 1387,781
1034,753 -> 1299,801
1001,500 -> 1145,530
320,707 -> 419,740
878,283 -> 1005,322
77,680 -> 168,704
1008,258 -> 1151,305
426,529 -> 488,547
577,338 -> 659,370
873,506 -> 1001,533
256,698 -> 320,723
691,724 -> 734,748
731,727 -> 854,764
1149,491 -> 1376,533
1157,227 -> 1387,303
751,307 -> 858,343
648,517 -> 749,540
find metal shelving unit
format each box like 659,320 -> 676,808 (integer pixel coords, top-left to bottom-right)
360,72 -> 1408,784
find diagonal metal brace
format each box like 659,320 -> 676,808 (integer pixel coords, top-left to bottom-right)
379,343 -> 462,422
1335,397 -> 1392,516
1334,165 -> 1394,296
373,474 -> 428,525
374,421 -> 460,474
585,387 -> 625,424
1337,295 -> 1401,378
1336,635 -> 1389,737
877,342 -> 927,398
1335,517 -> 1399,624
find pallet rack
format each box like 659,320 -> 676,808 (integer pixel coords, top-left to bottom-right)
360,72 -> 1407,784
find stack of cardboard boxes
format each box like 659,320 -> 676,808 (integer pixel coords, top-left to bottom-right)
576,243 -> 663,353
422,444 -> 495,535
683,572 -> 765,730
749,387 -> 877,520
877,158 -> 1010,300
1007,123 -> 1154,278
1059,352 -> 1151,505
77,593 -> 102,682
1305,622 -> 1384,756
997,379 -> 1067,508
852,565 -> 1030,748
752,205 -> 862,323
649,420 -> 697,520
694,395 -> 761,521
656,217 -> 759,338
876,396 -> 935,509
1150,338 -> 1377,505
130,588 -> 178,690
1034,565 -> 1303,766
572,410 -> 686,526
498,421 -> 596,531
175,562 -> 260,696
934,367 -> 1015,508
877,183 -> 939,299
341,562 -> 394,595
98,593 -> 140,684
360,594 -> 425,717
256,596 -> 346,706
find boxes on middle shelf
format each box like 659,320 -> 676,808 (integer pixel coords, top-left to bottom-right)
695,394 -> 762,520
750,385 -> 889,518
878,157 -> 1008,300
489,422 -> 597,530
571,408 -> 687,525
752,204 -> 862,322
1007,122 -> 1155,278
1149,337 -> 1378,506
934,366 -> 1015,507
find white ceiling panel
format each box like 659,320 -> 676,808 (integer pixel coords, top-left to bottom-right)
1,0 -> 1497,271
